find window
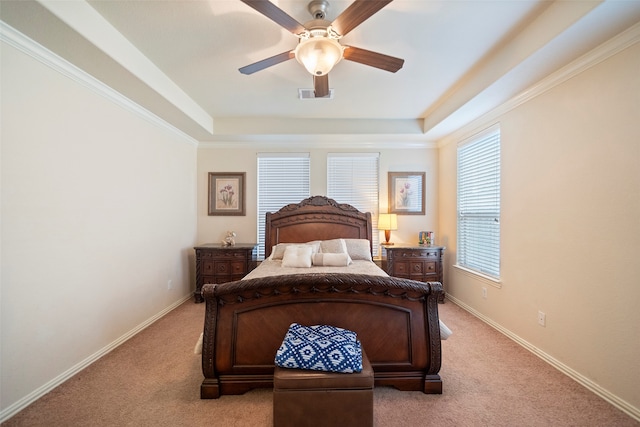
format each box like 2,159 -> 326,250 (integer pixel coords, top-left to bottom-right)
457,126 -> 501,279
327,153 -> 380,255
257,153 -> 310,260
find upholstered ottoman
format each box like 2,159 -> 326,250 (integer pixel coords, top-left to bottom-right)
273,350 -> 373,427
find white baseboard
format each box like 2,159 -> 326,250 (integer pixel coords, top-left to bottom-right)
445,294 -> 640,422
0,294 -> 192,423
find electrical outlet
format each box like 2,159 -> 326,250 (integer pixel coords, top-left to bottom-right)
167,279 -> 173,290
482,287 -> 487,299
538,310 -> 546,326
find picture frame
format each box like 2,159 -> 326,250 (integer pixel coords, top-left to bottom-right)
208,172 -> 246,216
388,172 -> 425,215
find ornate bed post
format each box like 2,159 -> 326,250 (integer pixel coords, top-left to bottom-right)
201,284 -> 220,399
424,281 -> 443,394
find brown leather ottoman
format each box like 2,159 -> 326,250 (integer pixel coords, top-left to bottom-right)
273,350 -> 373,427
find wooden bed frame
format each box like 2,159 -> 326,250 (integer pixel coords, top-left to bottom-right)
201,196 -> 443,398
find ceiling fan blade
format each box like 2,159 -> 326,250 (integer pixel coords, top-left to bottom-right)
331,0 -> 393,36
239,51 -> 294,75
343,46 -> 404,73
314,74 -> 329,98
240,0 -> 307,35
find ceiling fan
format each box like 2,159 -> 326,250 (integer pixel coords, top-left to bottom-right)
239,0 -> 404,98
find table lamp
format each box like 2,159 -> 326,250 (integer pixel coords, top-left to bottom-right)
378,213 -> 398,245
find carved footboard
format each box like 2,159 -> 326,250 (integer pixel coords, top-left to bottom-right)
201,273 -> 443,399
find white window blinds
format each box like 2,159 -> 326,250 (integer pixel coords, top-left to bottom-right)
257,153 -> 310,260
457,127 -> 501,278
327,153 -> 380,255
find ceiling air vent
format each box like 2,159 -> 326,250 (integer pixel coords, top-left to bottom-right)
298,88 -> 334,100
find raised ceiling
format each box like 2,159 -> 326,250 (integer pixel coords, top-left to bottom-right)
2,0 -> 639,143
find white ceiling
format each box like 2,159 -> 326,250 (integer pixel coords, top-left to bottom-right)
2,0 -> 639,143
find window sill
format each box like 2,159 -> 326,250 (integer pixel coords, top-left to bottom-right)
453,264 -> 502,289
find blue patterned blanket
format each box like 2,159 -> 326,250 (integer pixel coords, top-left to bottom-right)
274,323 -> 363,373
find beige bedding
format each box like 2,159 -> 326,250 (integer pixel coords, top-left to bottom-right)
244,258 -> 387,280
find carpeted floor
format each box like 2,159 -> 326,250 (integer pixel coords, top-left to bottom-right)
2,299 -> 638,426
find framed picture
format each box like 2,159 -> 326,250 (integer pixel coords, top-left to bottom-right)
208,172 -> 246,216
388,172 -> 425,215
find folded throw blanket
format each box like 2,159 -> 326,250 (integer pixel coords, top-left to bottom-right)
275,323 -> 363,373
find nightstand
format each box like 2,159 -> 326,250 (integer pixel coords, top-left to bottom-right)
193,243 -> 258,303
382,244 -> 445,303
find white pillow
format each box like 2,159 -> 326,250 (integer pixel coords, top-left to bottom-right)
319,238 -> 347,254
281,245 -> 313,268
306,240 -> 322,254
312,253 -> 351,267
343,239 -> 372,261
271,241 -> 320,260
319,239 -> 352,264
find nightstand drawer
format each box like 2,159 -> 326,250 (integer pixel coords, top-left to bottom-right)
216,250 -> 252,260
391,261 -> 436,276
395,249 -> 437,259
420,261 -> 436,274
203,260 -> 247,276
394,261 -> 409,275
410,261 -> 435,275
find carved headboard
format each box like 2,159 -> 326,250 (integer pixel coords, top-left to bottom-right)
265,196 -> 373,258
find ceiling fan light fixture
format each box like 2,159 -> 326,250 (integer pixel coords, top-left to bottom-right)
294,36 -> 343,76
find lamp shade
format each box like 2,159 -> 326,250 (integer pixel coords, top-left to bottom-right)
378,213 -> 398,231
294,36 -> 343,76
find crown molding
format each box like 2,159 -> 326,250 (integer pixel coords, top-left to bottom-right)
0,21 -> 199,147
438,22 -> 640,148
197,135 -> 438,150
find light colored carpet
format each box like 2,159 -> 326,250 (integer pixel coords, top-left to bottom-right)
2,299 -> 637,426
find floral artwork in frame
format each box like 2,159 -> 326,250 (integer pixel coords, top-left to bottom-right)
208,172 -> 246,216
388,172 -> 425,215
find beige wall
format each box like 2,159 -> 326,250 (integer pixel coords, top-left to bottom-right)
197,144 -> 439,251
1,42 -> 198,415
438,42 -> 640,412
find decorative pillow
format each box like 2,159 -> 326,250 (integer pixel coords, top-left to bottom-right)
319,238 -> 348,254
281,245 -> 313,268
275,323 -> 363,373
270,244 -> 287,260
343,239 -> 373,261
306,240 -> 322,254
312,253 -> 351,267
319,239 -> 353,264
271,241 -> 320,260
